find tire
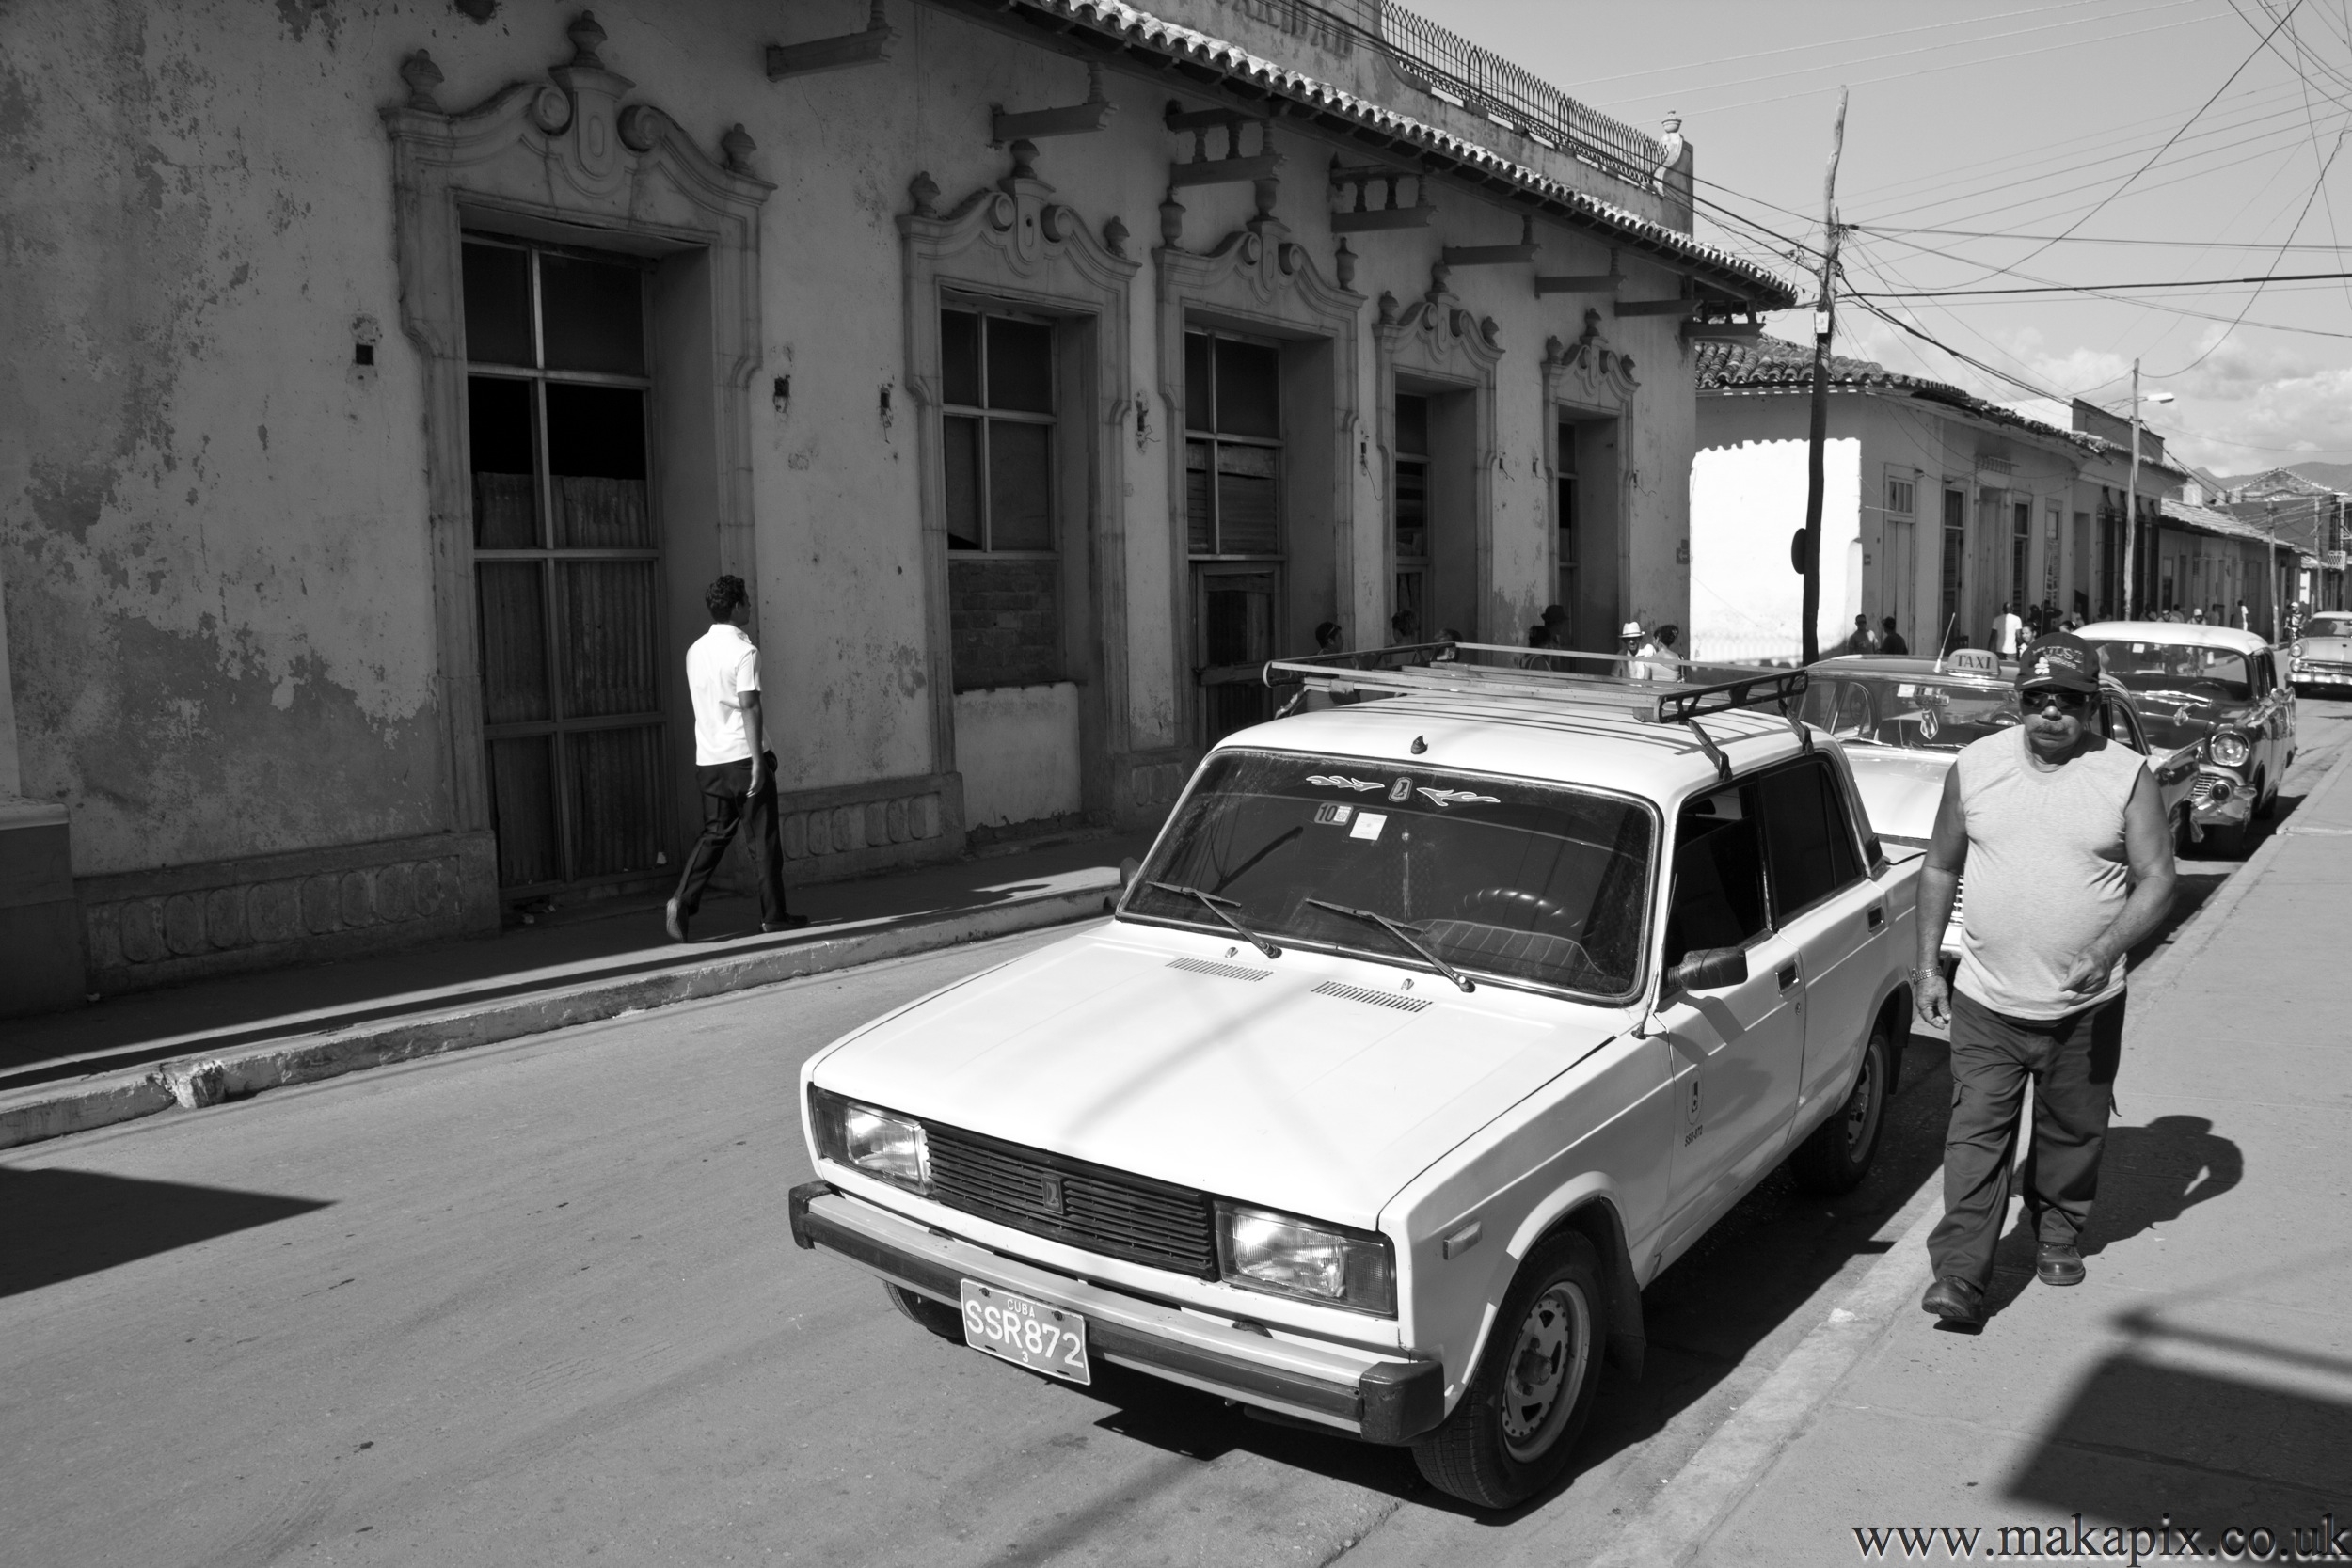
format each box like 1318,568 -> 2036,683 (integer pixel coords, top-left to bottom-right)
1790,1021 -> 1891,1195
1411,1230 -> 1608,1511
2205,820 -> 2251,859
885,1283 -> 967,1343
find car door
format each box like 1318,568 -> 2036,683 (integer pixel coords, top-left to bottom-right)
2259,648 -> 2295,776
1657,780 -> 1806,1259
1755,753 -> 1886,1146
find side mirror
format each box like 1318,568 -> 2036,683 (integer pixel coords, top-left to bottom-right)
1118,857 -> 1140,890
1667,946 -> 1748,994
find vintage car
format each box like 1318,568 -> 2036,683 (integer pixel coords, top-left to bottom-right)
2077,620 -> 2295,856
2291,610 -> 2352,697
1799,655 -> 2199,970
789,652 -> 1919,1510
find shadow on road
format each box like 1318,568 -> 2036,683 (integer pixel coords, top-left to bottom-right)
0,1167 -> 330,1297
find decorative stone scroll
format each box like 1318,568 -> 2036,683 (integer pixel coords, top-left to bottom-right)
1546,308 -> 1641,405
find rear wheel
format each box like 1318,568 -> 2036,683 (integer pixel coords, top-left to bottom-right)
885,1283 -> 966,1343
1791,1022 -> 1891,1195
1411,1230 -> 1608,1511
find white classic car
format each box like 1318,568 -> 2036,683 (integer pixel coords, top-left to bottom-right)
2079,621 -> 2294,856
790,652 -> 1919,1509
2292,610 -> 2352,697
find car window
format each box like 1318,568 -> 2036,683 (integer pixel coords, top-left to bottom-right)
1664,784 -> 1768,966
2090,640 -> 2252,703
2311,614 -> 2352,638
1757,757 -> 1863,923
1124,750 -> 1656,998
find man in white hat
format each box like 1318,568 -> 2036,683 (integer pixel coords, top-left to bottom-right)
1617,620 -> 1645,675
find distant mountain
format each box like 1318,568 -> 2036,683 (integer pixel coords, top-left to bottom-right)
2213,462 -> 2352,493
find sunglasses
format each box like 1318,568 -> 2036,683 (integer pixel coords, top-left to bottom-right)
2022,687 -> 2092,713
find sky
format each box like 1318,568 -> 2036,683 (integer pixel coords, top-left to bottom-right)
1411,0 -> 2352,476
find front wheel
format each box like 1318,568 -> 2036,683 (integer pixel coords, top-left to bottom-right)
1411,1230 -> 1608,1511
1791,1022 -> 1891,1195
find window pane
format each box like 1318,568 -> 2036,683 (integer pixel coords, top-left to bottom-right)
944,415 -> 983,550
988,421 -> 1054,550
462,243 -> 534,367
1394,394 -> 1428,456
1186,441 -> 1214,554
558,561 -> 660,717
1758,760 -> 1859,921
565,725 -> 664,879
985,317 -> 1054,413
1185,332 -> 1213,433
487,736 -> 562,887
1395,459 -> 1427,560
476,562 -> 550,724
546,384 -> 650,548
1216,444 -> 1279,555
949,557 -> 1060,690
1201,572 -> 1277,667
467,375 -> 538,549
942,310 -> 981,408
1215,339 -> 1281,437
539,253 -> 644,376
1666,786 -> 1768,963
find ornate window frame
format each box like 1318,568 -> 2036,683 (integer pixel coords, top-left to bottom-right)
1375,265 -> 1505,641
381,22 -> 772,845
898,144 -> 1141,828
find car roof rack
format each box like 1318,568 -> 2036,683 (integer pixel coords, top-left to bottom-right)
1262,642 -> 1813,781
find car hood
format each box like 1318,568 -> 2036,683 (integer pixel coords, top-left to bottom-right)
1838,746 -> 1956,842
811,927 -> 1627,1230
2301,636 -> 2352,658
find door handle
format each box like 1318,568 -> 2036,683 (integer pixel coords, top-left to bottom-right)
1867,906 -> 1885,930
1777,962 -> 1800,990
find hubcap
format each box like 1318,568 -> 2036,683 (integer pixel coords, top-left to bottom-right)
1499,1279 -> 1590,1461
1842,1045 -> 1882,1158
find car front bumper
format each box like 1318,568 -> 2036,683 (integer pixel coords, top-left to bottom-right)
788,1182 -> 1446,1445
2293,661 -> 2352,691
2190,770 -> 2252,826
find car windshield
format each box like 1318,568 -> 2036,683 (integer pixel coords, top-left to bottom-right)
2090,640 -> 2251,704
1797,670 -> 2023,752
2308,615 -> 2352,639
1121,750 -> 1655,1000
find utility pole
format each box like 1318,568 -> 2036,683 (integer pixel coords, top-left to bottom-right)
1799,87 -> 1848,665
2121,358 -> 2142,620
2266,498 -> 2279,643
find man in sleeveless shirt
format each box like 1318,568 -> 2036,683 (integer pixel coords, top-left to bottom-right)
1914,632 -> 2177,1326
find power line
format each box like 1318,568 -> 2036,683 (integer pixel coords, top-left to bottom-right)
1851,226 -> 2352,251
1851,268 -> 2352,297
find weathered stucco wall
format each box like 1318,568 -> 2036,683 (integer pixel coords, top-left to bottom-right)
1,2 -> 448,877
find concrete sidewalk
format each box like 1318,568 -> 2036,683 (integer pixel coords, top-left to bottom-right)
0,831 -> 1148,1151
1608,750 -> 2352,1564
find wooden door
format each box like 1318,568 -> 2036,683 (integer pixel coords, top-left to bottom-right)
1194,566 -> 1279,746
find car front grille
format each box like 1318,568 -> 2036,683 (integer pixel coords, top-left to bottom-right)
925,1123 -> 1219,1278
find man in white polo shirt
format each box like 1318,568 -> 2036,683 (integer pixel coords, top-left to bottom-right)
665,575 -> 805,941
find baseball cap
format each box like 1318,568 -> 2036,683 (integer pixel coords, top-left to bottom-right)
2015,632 -> 2100,694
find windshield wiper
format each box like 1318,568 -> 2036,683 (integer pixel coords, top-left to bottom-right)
1302,898 -> 1473,991
1146,881 -> 1280,959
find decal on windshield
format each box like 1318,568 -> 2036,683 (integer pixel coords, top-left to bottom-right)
1314,803 -> 1355,826
1306,774 -> 1384,793
1416,786 -> 1500,810
1349,812 -> 1389,841
1387,777 -> 1414,802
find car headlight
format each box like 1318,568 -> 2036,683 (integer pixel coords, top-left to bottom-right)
2210,731 -> 2252,768
808,1086 -> 930,1194
1216,1201 -> 1395,1315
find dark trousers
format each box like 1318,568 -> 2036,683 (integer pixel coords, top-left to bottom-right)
1927,989 -> 2125,1290
671,752 -> 789,925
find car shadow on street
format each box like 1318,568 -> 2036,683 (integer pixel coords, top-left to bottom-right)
0,1167 -> 330,1298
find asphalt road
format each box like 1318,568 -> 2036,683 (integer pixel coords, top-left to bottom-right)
7,706 -> 2347,1568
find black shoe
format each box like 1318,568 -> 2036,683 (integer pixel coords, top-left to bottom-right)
1921,1275 -> 1984,1324
664,897 -> 690,943
2036,1243 -> 2086,1287
762,915 -> 812,933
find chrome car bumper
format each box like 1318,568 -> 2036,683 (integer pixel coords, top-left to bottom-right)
2294,661 -> 2352,692
787,1182 -> 1446,1444
2189,770 -> 2252,826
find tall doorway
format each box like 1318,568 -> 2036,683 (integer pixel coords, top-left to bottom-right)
1186,329 -> 1284,745
1938,486 -> 1966,651
462,237 -> 668,900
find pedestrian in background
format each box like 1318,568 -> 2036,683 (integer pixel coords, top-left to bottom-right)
666,575 -> 807,942
1632,623 -> 1685,681
1277,622 -> 1349,715
1846,613 -> 1876,655
1914,632 -> 2177,1327
1881,616 -> 1910,656
1990,601 -> 2025,657
1517,622 -> 1556,670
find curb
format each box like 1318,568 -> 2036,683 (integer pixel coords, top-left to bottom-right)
0,882 -> 1117,1153
1527,737 -> 2352,1568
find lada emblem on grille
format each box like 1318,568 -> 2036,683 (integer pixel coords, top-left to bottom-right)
1039,1172 -> 1065,1215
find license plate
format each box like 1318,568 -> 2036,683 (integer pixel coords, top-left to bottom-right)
959,1280 -> 1090,1385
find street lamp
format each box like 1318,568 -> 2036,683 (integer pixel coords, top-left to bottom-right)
2115,361 -> 2174,620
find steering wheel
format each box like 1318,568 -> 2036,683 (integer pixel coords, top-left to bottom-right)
1456,886 -> 1575,928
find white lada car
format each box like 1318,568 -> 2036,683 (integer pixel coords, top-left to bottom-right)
790,651 -> 1919,1509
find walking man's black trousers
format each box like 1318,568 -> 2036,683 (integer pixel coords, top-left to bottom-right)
1927,989 -> 2125,1290
672,751 -> 790,927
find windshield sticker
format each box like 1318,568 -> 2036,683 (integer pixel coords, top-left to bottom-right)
1349,811 -> 1389,841
1307,774 -> 1384,793
1315,802 -> 1355,826
1416,786 -> 1500,810
1387,777 -> 1414,802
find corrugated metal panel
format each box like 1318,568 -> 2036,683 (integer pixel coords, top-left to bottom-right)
565,725 -> 663,879
559,561 -> 660,719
